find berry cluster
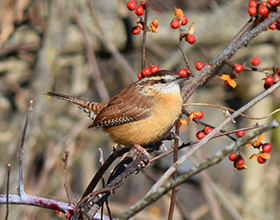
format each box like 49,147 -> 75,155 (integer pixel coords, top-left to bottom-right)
228,133 -> 273,170
248,0 -> 280,30
228,153 -> 247,170
196,126 -> 213,140
138,65 -> 160,79
170,8 -> 196,44
127,0 -> 146,15
127,1 -> 159,35
170,8 -> 188,29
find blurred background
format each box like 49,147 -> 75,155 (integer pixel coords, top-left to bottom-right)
0,0 -> 280,219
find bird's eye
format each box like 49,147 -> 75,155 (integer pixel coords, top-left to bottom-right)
161,78 -> 167,84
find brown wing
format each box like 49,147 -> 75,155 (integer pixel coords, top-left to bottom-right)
93,83 -> 155,127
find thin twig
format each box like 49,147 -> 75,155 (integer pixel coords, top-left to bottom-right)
5,164 -> 11,220
167,120 -> 180,220
63,151 -> 71,205
141,0 -> 150,70
19,100 -> 33,196
178,38 -> 191,70
183,103 -> 280,120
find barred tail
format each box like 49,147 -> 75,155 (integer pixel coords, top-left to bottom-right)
45,91 -> 105,121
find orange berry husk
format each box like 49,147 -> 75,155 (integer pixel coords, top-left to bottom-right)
188,24 -> 195,35
152,19 -> 158,27
174,7 -> 184,19
151,25 -> 157,33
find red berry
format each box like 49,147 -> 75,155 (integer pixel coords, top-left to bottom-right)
170,18 -> 180,29
248,6 -> 257,16
195,61 -> 205,71
178,68 -> 188,77
265,75 -> 274,85
264,83 -> 273,90
248,0 -> 258,7
258,5 -> 269,16
228,153 -> 237,161
261,1 -> 268,6
270,23 -> 277,30
204,126 -> 213,134
186,34 -> 196,44
196,131 -> 205,139
131,26 -> 141,35
142,67 -> 151,76
135,6 -> 145,16
181,16 -> 188,26
257,156 -> 267,164
235,130 -> 245,137
54,210 -> 60,213
196,111 -> 204,119
234,64 -> 243,73
127,1 -> 137,11
262,143 -> 272,153
138,72 -> 143,80
150,65 -> 159,73
268,0 -> 278,6
250,57 -> 261,66
140,0 -> 146,9
234,155 -> 245,166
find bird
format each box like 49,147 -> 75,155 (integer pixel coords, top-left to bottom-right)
45,70 -> 188,158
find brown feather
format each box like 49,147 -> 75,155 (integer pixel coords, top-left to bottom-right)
92,83 -> 154,127
45,92 -> 105,120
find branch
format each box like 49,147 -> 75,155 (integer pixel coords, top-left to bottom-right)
117,119 -> 279,219
18,100 -> 33,196
181,7 -> 280,102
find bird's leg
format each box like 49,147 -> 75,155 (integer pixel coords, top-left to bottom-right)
162,131 -> 179,141
133,144 -> 150,160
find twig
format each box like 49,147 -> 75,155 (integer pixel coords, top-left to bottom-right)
183,103 -> 280,120
5,164 -> 11,220
19,100 -> 33,196
150,124 -> 260,163
141,0 -> 150,70
167,120 -> 180,220
63,151 -> 71,205
117,119 -> 279,219
178,38 -> 191,70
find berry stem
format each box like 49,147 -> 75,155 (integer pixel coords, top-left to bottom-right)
141,0 -> 150,70
178,37 -> 192,73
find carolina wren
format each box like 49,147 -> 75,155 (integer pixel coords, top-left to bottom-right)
45,70 -> 188,157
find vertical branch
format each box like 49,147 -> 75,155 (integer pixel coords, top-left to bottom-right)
141,0 -> 151,70
167,119 -> 180,220
63,151 -> 71,205
5,164 -> 11,220
18,100 -> 33,196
